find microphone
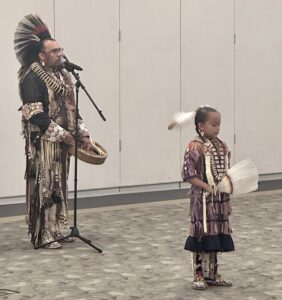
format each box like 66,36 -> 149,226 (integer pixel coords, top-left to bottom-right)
61,57 -> 83,71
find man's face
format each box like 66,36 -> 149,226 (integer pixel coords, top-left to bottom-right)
40,40 -> 64,69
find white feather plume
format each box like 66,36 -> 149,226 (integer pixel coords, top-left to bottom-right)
168,111 -> 196,130
217,159 -> 259,195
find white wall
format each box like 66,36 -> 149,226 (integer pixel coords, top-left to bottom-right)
0,1 -> 54,198
0,0 -> 281,200
54,0 -> 120,190
235,0 -> 282,173
120,0 -> 181,186
181,0 -> 235,164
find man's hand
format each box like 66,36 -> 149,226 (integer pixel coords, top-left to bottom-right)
81,137 -> 104,155
81,137 -> 96,151
63,131 -> 75,145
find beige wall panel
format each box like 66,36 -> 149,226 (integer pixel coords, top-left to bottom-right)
1,0 -> 281,200
235,0 -> 282,173
181,1 -> 235,164
54,0 -> 120,189
120,0 -> 181,186
0,0 -> 54,198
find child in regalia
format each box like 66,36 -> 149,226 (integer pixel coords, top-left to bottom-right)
170,106 -> 234,290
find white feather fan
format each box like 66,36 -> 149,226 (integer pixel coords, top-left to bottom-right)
217,159 -> 259,195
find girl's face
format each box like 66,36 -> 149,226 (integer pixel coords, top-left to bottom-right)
199,111 -> 221,138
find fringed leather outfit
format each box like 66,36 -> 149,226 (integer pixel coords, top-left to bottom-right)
20,62 -> 89,247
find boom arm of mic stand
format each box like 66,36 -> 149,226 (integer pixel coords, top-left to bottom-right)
71,70 -> 106,122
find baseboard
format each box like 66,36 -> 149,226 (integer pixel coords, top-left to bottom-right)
0,179 -> 281,218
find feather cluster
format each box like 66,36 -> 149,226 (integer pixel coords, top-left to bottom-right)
14,14 -> 51,67
168,111 -> 196,130
217,159 -> 259,195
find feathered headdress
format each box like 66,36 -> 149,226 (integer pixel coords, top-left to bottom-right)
14,14 -> 52,68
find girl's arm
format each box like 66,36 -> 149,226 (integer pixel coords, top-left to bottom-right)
187,177 -> 212,193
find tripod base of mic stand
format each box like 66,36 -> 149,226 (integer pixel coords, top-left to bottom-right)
66,226 -> 102,253
34,227 -> 102,253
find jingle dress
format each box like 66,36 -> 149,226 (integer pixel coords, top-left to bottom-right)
20,62 -> 90,247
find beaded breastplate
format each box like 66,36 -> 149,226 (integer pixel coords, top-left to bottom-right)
210,141 -> 226,183
203,138 -> 228,186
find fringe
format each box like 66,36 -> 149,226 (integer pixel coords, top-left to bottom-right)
27,138 -> 69,246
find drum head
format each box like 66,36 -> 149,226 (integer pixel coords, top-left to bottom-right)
68,142 -> 107,165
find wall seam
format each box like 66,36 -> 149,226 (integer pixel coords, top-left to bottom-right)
233,0 -> 236,163
53,0 -> 56,38
179,0 -> 182,183
118,0 -> 122,191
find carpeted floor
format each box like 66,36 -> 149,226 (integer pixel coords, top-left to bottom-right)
0,190 -> 281,300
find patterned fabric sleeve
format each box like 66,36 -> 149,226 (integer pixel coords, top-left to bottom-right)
21,71 -> 67,142
78,119 -> 90,138
64,98 -> 90,140
21,71 -> 51,133
22,102 -> 44,120
182,149 -> 200,181
182,141 -> 204,182
41,121 -> 66,142
67,116 -> 90,140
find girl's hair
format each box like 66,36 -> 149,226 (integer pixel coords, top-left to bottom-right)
194,106 -> 218,138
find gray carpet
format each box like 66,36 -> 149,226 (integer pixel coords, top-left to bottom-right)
0,190 -> 281,300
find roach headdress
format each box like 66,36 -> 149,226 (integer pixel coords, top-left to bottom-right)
14,14 -> 52,68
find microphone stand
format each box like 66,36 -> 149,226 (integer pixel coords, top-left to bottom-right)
35,61 -> 105,252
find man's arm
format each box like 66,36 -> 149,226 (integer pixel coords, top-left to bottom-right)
21,71 -> 74,145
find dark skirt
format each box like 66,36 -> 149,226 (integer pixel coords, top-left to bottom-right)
185,233 -> 234,252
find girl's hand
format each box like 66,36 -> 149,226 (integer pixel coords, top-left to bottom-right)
204,184 -> 213,194
188,177 -> 214,194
